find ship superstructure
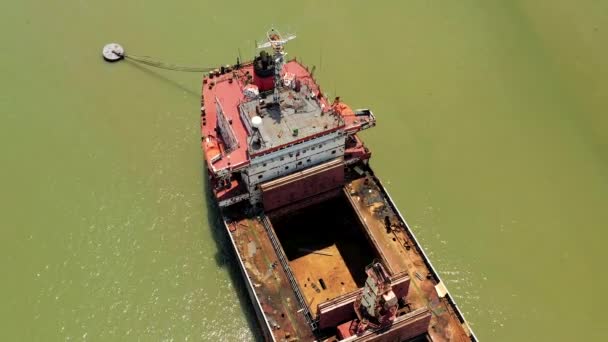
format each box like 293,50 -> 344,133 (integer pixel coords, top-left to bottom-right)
201,29 -> 477,341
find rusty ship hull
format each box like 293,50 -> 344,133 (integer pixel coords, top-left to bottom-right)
217,163 -> 477,341
200,29 -> 477,341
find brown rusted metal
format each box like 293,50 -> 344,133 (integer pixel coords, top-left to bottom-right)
222,164 -> 474,341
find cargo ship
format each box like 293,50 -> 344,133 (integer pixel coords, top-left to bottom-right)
200,29 -> 478,341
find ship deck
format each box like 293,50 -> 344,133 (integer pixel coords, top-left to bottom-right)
225,211 -> 315,341
344,175 -> 472,341
201,60 -> 332,172
240,83 -> 343,154
201,59 -> 375,175
223,164 -> 474,341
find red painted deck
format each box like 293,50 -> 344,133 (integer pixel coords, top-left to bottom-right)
201,60 -> 331,174
201,59 -> 375,177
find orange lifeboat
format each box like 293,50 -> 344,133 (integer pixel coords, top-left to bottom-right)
203,136 -> 221,164
331,97 -> 354,117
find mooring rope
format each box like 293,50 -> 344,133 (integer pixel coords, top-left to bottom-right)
120,52 -> 216,73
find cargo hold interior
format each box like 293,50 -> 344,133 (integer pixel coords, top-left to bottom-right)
269,193 -> 381,315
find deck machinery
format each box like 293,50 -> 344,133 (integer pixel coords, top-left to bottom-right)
200,29 -> 478,341
354,261 -> 400,334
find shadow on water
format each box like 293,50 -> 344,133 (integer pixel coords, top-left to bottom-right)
202,171 -> 264,342
124,59 -> 201,99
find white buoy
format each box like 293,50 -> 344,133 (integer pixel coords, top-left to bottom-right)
102,43 -> 124,62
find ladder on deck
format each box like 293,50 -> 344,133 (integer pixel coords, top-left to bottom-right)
260,215 -> 318,331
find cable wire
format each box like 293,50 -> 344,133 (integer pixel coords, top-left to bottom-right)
122,53 -> 216,73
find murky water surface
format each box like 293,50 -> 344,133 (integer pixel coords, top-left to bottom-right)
1,1 -> 607,340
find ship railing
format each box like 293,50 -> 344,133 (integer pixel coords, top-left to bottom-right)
260,215 -> 317,331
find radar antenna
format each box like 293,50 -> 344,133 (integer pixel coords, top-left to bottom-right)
257,28 -> 296,104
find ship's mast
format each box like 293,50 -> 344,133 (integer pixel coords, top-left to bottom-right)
257,28 -> 296,104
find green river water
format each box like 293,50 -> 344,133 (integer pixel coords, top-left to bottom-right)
1,1 -> 607,341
